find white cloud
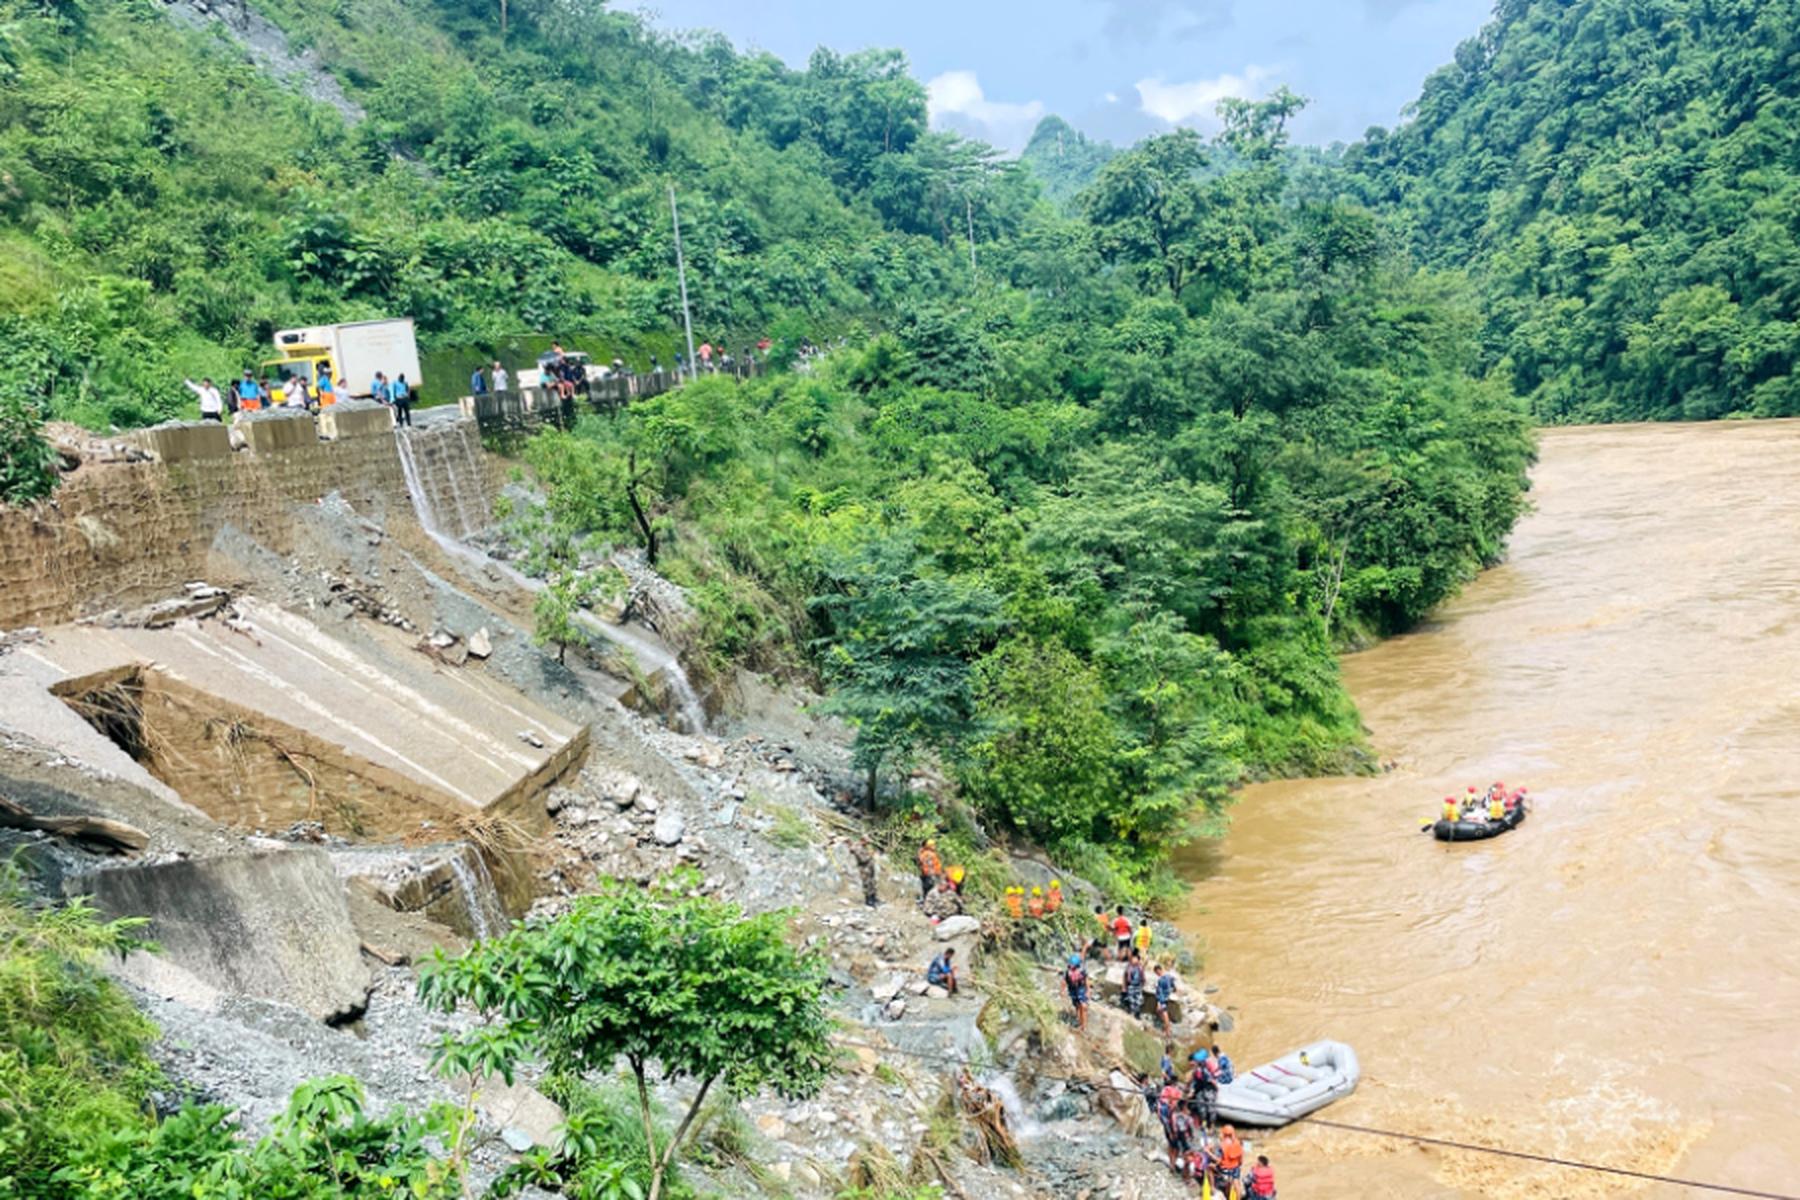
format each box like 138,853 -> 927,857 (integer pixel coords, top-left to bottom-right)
1135,66 -> 1275,127
1104,91 -> 1119,104
926,70 -> 1046,153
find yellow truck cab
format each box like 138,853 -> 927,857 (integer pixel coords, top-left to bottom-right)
264,318 -> 421,404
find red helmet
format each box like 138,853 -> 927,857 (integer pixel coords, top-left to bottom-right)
1494,781 -> 1505,789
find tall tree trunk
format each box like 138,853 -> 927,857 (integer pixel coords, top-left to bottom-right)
625,451 -> 659,564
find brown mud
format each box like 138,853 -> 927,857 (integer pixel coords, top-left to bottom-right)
1178,421 -> 1800,1196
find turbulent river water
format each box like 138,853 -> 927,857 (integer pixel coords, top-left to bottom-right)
1175,422 -> 1800,1197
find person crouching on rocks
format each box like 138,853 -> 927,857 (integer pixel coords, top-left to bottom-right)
927,947 -> 959,996
923,876 -> 963,921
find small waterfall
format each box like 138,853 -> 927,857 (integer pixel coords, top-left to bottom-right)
447,845 -> 507,941
394,429 -> 440,533
393,422 -> 706,734
982,1072 -> 1044,1139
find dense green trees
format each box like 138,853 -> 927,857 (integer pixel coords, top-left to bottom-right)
1326,0 -> 1800,422
511,93 -> 1531,895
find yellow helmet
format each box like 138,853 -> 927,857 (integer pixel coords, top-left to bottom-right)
1031,886 -> 1042,895
1050,880 -> 1062,889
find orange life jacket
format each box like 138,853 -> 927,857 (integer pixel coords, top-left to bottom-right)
1218,1131 -> 1243,1170
1250,1163 -> 1276,1197
918,847 -> 942,877
1004,889 -> 1023,918
1045,885 -> 1063,914
1027,893 -> 1045,918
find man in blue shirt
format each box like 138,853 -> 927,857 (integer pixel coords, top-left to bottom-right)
1154,963 -> 1177,1036
391,373 -> 412,427
926,948 -> 958,995
470,366 -> 487,396
235,370 -> 261,412
370,372 -> 391,404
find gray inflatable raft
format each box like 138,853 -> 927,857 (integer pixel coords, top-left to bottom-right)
1214,1039 -> 1360,1127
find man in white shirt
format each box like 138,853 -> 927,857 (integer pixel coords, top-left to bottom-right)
283,375 -> 308,408
183,377 -> 224,422
492,362 -> 509,393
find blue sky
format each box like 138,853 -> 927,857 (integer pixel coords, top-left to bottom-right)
635,0 -> 1495,153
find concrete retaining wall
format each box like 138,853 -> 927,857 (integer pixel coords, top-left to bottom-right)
0,420 -> 496,630
73,848 -> 372,1022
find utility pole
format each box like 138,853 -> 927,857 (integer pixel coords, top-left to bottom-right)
965,194 -> 978,289
669,183 -> 698,382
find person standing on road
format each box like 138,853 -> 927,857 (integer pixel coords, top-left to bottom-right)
492,362 -> 509,393
470,365 -> 487,396
391,373 -> 413,427
184,377 -> 224,422
316,363 -> 336,408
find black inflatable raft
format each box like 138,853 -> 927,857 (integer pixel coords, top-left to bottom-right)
1433,802 -> 1527,842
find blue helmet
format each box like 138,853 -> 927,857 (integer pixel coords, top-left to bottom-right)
1068,954 -> 1082,967
1192,1049 -> 1209,1062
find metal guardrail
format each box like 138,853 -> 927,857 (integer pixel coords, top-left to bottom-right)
467,362 -> 762,435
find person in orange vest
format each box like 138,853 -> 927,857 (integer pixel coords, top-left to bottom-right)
1004,886 -> 1024,918
916,840 -> 942,902
1045,879 -> 1063,914
1248,1153 -> 1277,1198
1214,1125 -> 1245,1195
1027,886 -> 1045,918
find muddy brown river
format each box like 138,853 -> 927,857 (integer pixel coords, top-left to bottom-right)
1176,422 -> 1800,1197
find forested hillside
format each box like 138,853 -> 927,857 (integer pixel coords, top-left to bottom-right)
0,0 -> 1029,428
1019,116 -> 1118,207
1331,0 -> 1800,423
0,0 -> 1533,890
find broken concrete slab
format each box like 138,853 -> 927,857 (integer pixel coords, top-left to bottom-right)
241,411 -> 319,454
128,422 -> 233,464
72,847 -> 371,1022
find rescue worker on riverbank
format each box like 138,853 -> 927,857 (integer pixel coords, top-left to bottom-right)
1210,1043 -> 1235,1084
1112,909 -> 1134,960
846,835 -> 879,907
917,839 -> 942,901
1121,949 -> 1145,1016
1027,886 -> 1045,918
1135,918 -> 1153,960
1154,963 -> 1177,1035
1215,1125 -> 1245,1195
1249,1153 -> 1277,1197
947,863 -> 965,895
1187,1048 -> 1219,1130
923,876 -> 963,920
926,947 -> 958,995
1063,954 -> 1089,1030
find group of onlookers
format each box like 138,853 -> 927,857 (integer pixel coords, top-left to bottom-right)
185,361 -> 416,425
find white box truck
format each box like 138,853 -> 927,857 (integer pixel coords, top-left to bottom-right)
265,318 -> 423,402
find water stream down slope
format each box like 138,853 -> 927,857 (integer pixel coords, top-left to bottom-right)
394,427 -> 707,733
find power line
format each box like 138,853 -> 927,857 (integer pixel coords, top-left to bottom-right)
827,1032 -> 1799,1199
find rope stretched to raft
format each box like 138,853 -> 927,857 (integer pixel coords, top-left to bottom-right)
829,1035 -> 1800,1199
1294,1116 -> 1797,1199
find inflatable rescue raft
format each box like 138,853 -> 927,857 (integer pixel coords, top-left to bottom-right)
1433,801 -> 1527,842
1214,1039 -> 1360,1127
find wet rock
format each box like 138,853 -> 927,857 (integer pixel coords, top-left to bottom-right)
870,975 -> 906,1003
934,915 -> 980,940
653,811 -> 685,846
467,628 -> 492,658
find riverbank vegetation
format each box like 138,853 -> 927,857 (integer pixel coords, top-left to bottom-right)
1317,0 -> 1800,423
519,101 -> 1532,895
0,872 -> 826,1198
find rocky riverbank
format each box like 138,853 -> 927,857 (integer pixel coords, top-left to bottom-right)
0,473 -> 1236,1200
